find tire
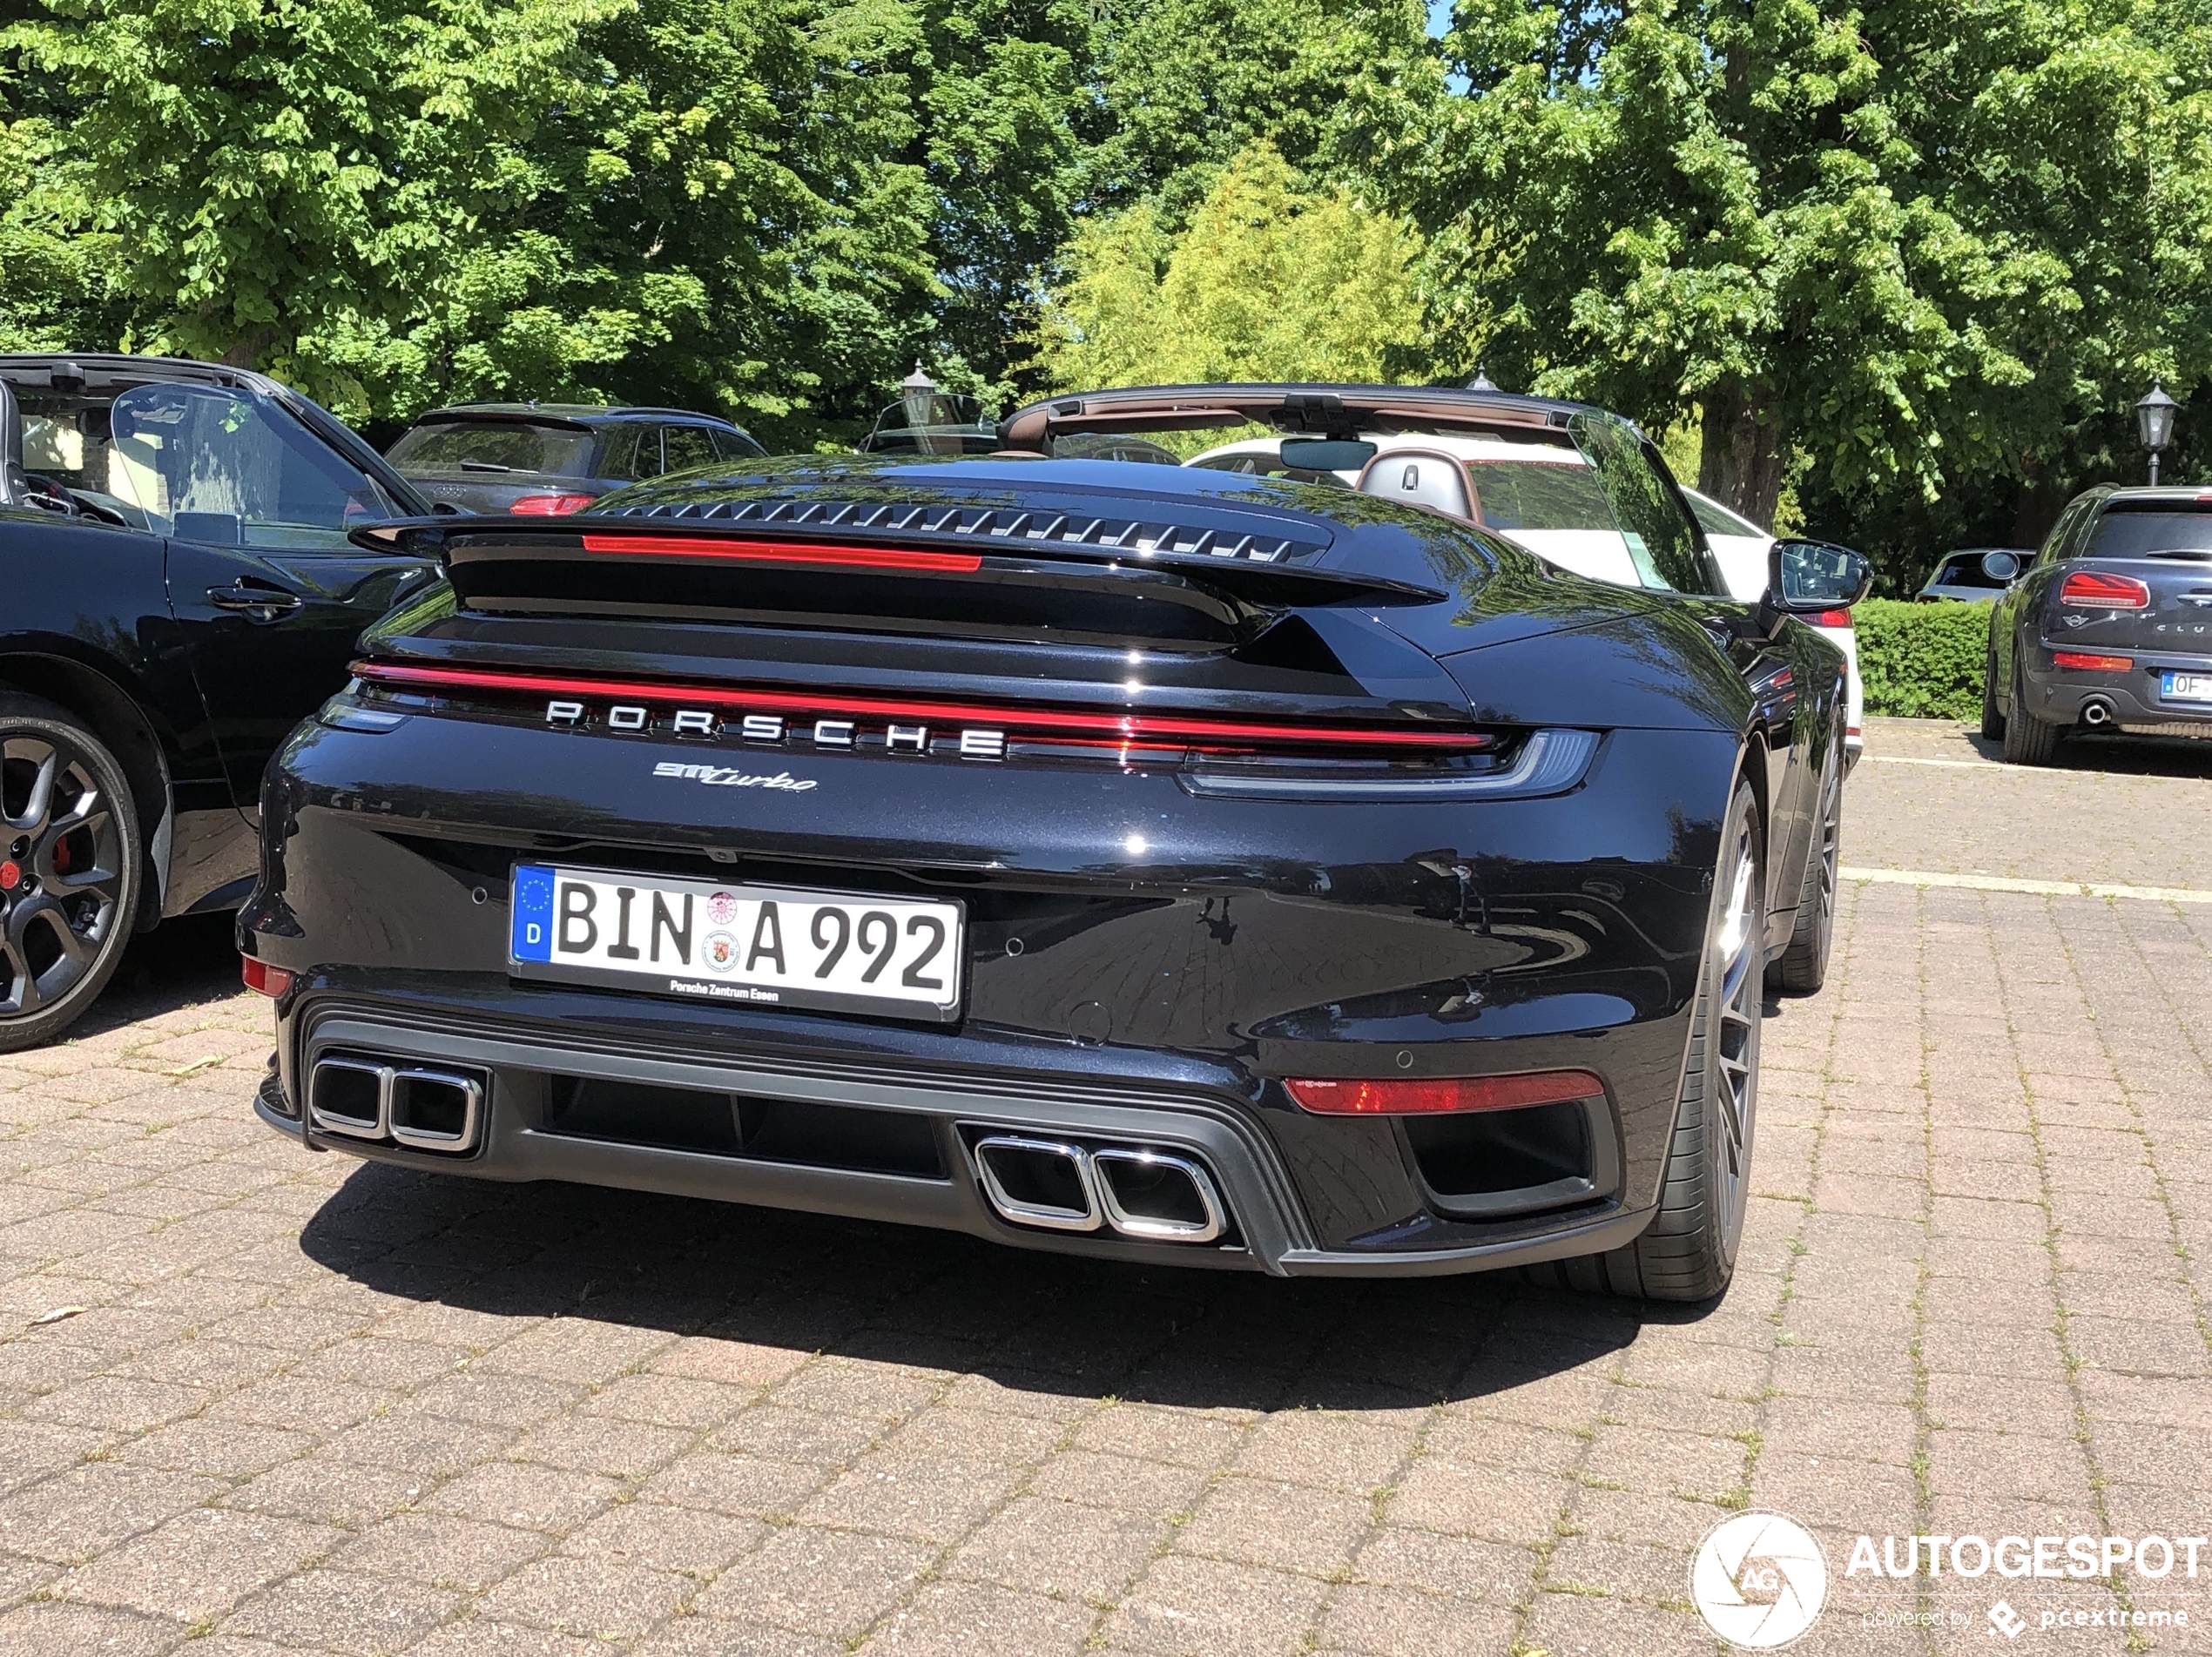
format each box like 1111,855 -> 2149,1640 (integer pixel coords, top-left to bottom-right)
1979,647 -> 2006,741
1766,742 -> 1838,995
0,695 -> 142,1051
1999,660 -> 2060,766
1528,778 -> 1764,1302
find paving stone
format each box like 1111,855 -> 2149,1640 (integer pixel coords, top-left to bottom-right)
57,1507 -> 338,1623
222,1567 -> 460,1654
327,1512 -> 549,1593
1175,1477 -> 1372,1575
476,1554 -> 692,1639
690,1526 -> 935,1638
1104,1554 -> 1331,1654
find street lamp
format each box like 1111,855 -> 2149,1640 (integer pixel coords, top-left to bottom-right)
2135,380 -> 2179,485
900,362 -> 938,434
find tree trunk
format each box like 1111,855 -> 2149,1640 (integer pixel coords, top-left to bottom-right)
1698,379 -> 1787,530
219,327 -> 274,370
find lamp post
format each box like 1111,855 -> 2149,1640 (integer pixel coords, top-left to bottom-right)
2136,380 -> 2179,486
900,363 -> 938,434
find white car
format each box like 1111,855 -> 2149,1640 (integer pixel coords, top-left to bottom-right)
1189,434 -> 1865,768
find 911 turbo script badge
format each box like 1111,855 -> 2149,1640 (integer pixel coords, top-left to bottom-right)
652,762 -> 818,793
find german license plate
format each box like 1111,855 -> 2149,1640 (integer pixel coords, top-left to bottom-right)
509,864 -> 963,1020
2161,672 -> 2212,704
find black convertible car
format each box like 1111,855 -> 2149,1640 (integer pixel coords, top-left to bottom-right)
0,355 -> 436,1047
241,383 -> 1865,1300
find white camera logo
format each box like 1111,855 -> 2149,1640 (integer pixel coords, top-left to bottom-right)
1692,1511 -> 1830,1648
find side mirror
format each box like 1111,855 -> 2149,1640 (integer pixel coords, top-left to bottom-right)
1766,536 -> 1873,614
1979,549 -> 2020,583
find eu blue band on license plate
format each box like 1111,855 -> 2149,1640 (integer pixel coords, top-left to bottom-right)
511,864 -> 556,960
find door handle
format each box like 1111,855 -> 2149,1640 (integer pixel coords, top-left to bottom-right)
207,581 -> 302,616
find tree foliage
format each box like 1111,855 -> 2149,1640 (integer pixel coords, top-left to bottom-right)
1380,0 -> 2212,555
1037,145 -> 1424,389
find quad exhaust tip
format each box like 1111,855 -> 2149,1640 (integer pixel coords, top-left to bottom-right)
971,1135 -> 1225,1244
307,1054 -> 484,1154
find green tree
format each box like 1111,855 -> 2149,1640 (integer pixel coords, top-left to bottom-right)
1387,0 -> 2212,545
1037,145 -> 1424,389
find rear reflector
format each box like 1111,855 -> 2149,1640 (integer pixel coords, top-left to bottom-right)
1285,1070 -> 1604,1115
241,957 -> 293,998
510,494 -> 597,515
349,661 -> 1497,754
2059,570 -> 2150,609
579,534 -> 984,573
2052,650 -> 2134,671
1809,609 -> 1853,629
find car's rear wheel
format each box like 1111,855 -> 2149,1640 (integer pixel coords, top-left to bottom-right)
0,696 -> 140,1051
1979,646 -> 2006,740
1532,778 -> 1763,1302
1767,744 -> 1838,995
2000,659 -> 2060,766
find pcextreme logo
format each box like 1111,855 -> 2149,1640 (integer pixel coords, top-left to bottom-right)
1691,1510 -> 1831,1648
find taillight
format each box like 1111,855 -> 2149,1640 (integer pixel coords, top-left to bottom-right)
1809,609 -> 1853,629
2059,570 -> 2149,609
510,493 -> 597,515
578,535 -> 982,573
2052,651 -> 2134,671
1285,1070 -> 1604,1115
241,956 -> 293,998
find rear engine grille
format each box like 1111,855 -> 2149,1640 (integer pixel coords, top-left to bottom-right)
594,495 -> 1325,565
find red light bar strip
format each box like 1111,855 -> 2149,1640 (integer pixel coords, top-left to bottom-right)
1285,1070 -> 1605,1115
350,661 -> 1495,753
2052,651 -> 2134,671
579,534 -> 983,573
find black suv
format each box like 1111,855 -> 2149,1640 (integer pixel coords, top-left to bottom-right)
387,405 -> 766,515
0,354 -> 437,1047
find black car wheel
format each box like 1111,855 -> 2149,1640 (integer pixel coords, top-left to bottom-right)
0,696 -> 139,1050
2000,658 -> 2060,766
1534,778 -> 1763,1302
1979,646 -> 2006,741
1767,744 -> 1839,995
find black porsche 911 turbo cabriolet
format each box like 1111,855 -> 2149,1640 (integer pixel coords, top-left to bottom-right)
239,383 -> 1865,1301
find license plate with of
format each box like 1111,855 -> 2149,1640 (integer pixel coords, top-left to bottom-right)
509,865 -> 963,1020
2162,671 -> 2212,704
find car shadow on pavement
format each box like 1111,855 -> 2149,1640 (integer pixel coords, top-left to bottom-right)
293,1159 -> 1712,1415
1966,728 -> 2212,778
66,913 -> 244,1043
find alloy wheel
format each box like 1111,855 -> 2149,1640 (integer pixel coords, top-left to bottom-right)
0,733 -> 126,1019
1710,820 -> 1761,1243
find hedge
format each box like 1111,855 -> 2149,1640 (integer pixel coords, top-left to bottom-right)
1851,597 -> 1992,721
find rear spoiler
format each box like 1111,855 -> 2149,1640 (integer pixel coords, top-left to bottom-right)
348,515 -> 1448,610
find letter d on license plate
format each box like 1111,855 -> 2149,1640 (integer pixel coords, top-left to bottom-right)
509,864 -> 963,1021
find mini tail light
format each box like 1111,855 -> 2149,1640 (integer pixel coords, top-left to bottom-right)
2058,570 -> 2150,609
1809,609 -> 1853,628
2052,650 -> 2134,671
1285,1070 -> 1605,1115
509,493 -> 597,515
241,957 -> 294,998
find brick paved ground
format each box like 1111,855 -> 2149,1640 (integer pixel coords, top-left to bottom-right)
3,718 -> 2211,1655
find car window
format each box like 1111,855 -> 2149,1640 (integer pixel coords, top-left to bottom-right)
1567,411 -> 1727,596
103,383 -> 402,549
1463,460 -> 1615,532
1689,494 -> 1763,540
2085,510 -> 2212,560
2037,497 -> 2095,566
595,425 -> 650,482
387,421 -> 594,476
711,428 -> 765,462
662,425 -> 716,475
